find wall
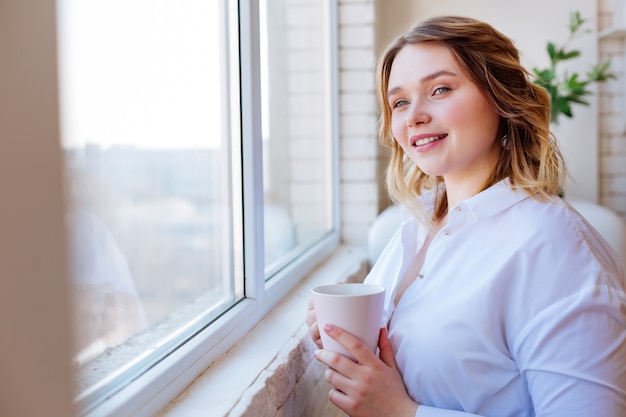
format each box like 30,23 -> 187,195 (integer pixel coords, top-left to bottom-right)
599,0 -> 626,218
338,0 -> 382,245
0,1 -> 75,416
265,0 -> 333,247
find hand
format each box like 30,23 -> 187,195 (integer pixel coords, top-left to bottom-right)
314,325 -> 419,417
306,295 -> 323,349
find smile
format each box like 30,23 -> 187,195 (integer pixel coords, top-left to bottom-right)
413,134 -> 447,146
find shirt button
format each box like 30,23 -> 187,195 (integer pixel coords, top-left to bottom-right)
455,206 -> 462,212
418,274 -> 424,279
444,230 -> 451,236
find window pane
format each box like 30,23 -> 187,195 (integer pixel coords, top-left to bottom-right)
57,0 -> 243,405
261,0 -> 335,276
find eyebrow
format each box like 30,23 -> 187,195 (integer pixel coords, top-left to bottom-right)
387,69 -> 458,97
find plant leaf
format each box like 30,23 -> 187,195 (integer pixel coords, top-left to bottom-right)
547,42 -> 558,65
569,11 -> 585,34
540,10 -> 614,123
532,68 -> 555,87
569,96 -> 590,105
587,61 -> 617,82
554,96 -> 573,117
560,50 -> 581,60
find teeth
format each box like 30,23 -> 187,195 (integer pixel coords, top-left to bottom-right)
414,134 -> 446,146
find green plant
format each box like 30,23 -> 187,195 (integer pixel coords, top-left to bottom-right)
532,11 -> 616,124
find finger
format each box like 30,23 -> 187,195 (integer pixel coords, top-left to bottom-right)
314,348 -> 358,377
309,319 -> 320,339
305,300 -> 323,347
324,366 -> 354,394
328,386 -> 356,413
328,388 -> 346,407
378,327 -> 398,369
323,324 -> 376,365
309,321 -> 322,348
306,307 -> 317,326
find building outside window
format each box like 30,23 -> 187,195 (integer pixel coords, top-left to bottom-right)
56,0 -> 338,414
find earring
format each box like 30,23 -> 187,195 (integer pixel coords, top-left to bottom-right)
501,119 -> 511,149
501,134 -> 509,149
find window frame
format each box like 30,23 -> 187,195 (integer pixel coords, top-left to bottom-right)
77,0 -> 340,416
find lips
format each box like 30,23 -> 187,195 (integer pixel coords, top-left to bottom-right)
411,134 -> 448,147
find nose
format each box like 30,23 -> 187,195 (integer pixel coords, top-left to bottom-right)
406,102 -> 431,127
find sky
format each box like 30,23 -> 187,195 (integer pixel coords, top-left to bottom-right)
56,0 -> 225,149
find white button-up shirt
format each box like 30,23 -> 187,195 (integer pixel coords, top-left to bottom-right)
364,180 -> 626,416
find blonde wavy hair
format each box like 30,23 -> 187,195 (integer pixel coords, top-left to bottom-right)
377,16 -> 566,223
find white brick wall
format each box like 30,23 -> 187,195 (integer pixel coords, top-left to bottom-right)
598,0 -> 626,219
340,26 -> 375,47
340,69 -> 376,90
341,137 -> 379,159
265,0 -> 385,250
341,158 -> 378,181
338,2 -> 375,25
338,0 -> 381,247
264,0 -> 333,251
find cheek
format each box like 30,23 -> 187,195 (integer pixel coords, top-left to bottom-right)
451,95 -> 500,138
443,100 -> 471,128
390,115 -> 407,146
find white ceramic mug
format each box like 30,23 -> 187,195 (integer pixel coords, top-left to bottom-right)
311,283 -> 385,361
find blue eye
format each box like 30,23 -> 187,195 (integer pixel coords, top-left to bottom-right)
433,86 -> 450,95
393,99 -> 409,108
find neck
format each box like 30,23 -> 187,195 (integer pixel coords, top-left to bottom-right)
444,178 -> 487,209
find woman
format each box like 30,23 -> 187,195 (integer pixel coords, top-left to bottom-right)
307,16 -> 626,417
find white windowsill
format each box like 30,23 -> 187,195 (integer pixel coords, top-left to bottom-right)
158,245 -> 369,417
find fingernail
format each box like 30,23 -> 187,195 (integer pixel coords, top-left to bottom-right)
324,323 -> 335,332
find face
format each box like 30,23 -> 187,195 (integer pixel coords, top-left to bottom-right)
387,42 -> 501,189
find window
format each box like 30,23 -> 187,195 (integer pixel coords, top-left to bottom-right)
56,0 -> 338,415
260,0 -> 337,277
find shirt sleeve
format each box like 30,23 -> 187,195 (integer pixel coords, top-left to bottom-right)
512,284 -> 626,416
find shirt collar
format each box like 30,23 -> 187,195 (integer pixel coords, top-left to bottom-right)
401,178 -> 531,224
461,179 -> 531,221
